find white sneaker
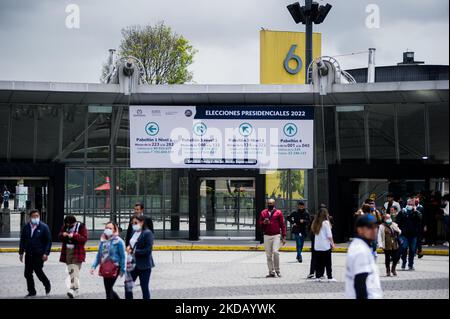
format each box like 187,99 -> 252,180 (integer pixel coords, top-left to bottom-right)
317,277 -> 327,282
327,278 -> 337,282
67,289 -> 74,299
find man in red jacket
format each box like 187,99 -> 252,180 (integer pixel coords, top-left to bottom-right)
59,215 -> 88,298
259,198 -> 287,278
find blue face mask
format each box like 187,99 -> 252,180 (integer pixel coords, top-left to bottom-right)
386,219 -> 393,225
132,224 -> 142,232
30,218 -> 40,225
406,205 -> 413,211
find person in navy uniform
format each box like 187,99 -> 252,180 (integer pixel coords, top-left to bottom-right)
19,209 -> 52,297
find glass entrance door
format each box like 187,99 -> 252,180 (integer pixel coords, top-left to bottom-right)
0,177 -> 49,238
199,177 -> 256,238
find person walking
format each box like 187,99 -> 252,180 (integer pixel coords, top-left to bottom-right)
58,215 -> 88,298
90,222 -> 126,299
125,202 -> 154,247
383,193 -> 401,215
258,198 -> 287,278
3,187 -> 11,209
124,215 -> 155,299
287,200 -> 310,263
396,198 -> 422,271
345,214 -> 383,299
377,214 -> 401,276
443,194 -> 449,247
19,209 -> 52,297
311,208 -> 336,282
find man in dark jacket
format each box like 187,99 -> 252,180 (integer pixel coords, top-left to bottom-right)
287,201 -> 310,263
125,202 -> 154,247
19,209 -> 52,297
396,199 -> 422,271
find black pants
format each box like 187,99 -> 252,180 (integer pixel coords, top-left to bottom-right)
315,249 -> 332,279
309,236 -> 316,275
103,276 -> 120,299
384,249 -> 400,269
24,253 -> 51,294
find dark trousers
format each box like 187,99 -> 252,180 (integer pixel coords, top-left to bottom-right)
294,233 -> 305,259
445,215 -> 449,242
384,249 -> 400,269
309,236 -> 316,275
103,276 -> 120,299
399,236 -> 417,268
24,253 -> 51,294
125,268 -> 152,299
315,249 -> 332,279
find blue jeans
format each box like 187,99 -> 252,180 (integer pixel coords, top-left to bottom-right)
125,268 -> 152,299
294,233 -> 305,259
399,236 -> 417,268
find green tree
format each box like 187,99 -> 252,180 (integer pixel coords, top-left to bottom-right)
103,22 -> 196,84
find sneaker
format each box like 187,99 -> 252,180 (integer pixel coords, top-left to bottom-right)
306,274 -> 315,280
297,256 -> 303,263
25,293 -> 36,298
327,278 -> 337,282
317,277 -> 327,282
418,253 -> 424,259
67,289 -> 74,299
408,266 -> 415,271
45,287 -> 51,296
266,273 -> 276,278
275,271 -> 282,278
401,263 -> 406,270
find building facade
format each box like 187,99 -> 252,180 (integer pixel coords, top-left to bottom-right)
0,80 -> 448,242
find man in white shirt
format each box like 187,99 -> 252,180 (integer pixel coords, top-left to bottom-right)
345,214 -> 383,299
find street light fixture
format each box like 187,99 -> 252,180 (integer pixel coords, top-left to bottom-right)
287,1 -> 332,82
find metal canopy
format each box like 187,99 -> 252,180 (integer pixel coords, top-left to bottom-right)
0,80 -> 448,105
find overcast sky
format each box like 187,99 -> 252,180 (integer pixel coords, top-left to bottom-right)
0,0 -> 448,84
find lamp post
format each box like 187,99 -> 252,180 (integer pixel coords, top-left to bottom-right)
287,1 -> 332,83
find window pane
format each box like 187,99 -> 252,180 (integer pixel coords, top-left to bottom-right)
398,104 -> 426,160
368,104 -> 396,159
11,105 -> 35,159
428,103 -> 449,163
0,107 -> 9,159
338,108 -> 365,160
36,106 -> 60,160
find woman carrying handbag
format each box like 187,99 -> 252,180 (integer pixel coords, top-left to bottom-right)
90,222 -> 126,299
125,215 -> 155,299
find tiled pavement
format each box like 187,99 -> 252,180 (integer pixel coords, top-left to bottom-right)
0,251 -> 448,299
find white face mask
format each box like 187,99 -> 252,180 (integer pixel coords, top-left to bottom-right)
132,224 -> 142,232
104,228 -> 113,237
406,205 -> 414,211
31,218 -> 40,225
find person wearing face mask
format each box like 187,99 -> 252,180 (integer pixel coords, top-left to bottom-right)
125,202 -> 154,247
90,222 -> 126,299
396,199 -> 422,271
19,209 -> 52,297
287,201 -> 310,263
58,215 -> 88,298
124,215 -> 154,299
377,214 -> 401,276
258,199 -> 287,278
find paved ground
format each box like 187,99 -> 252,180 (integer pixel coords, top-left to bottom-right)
0,250 -> 448,299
